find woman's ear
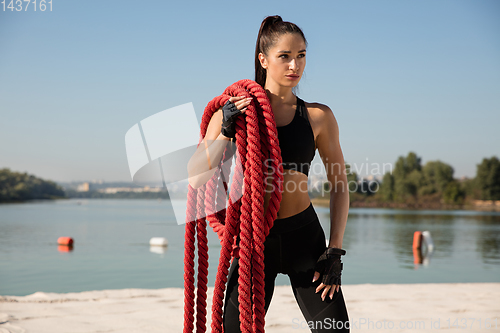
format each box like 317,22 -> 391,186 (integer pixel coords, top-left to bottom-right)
258,52 -> 267,69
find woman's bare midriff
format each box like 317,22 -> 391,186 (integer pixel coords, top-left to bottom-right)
263,168 -> 311,220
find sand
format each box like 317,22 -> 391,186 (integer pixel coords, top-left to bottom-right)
1,283 -> 499,332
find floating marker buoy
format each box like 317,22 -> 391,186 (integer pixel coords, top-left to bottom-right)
58,245 -> 73,252
57,237 -> 74,253
412,230 -> 435,266
412,231 -> 422,249
150,246 -> 167,254
421,230 -> 434,253
412,231 -> 423,264
412,246 -> 422,264
58,237 -> 74,246
150,237 -> 168,247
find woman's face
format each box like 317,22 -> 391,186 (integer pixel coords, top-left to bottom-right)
259,33 -> 306,89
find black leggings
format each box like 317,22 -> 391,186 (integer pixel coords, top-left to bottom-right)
223,203 -> 350,332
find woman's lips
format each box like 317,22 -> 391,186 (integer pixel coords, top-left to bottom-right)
286,75 -> 299,80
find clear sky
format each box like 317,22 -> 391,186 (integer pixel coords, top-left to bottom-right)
1,0 -> 499,183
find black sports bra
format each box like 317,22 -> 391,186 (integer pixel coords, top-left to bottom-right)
276,96 -> 315,176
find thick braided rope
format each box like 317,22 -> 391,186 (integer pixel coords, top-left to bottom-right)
183,188 -> 196,333
196,187 -> 209,332
183,79 -> 284,333
245,87 -> 265,332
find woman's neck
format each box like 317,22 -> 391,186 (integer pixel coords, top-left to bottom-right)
264,83 -> 295,108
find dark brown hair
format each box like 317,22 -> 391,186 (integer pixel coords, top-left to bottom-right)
254,15 -> 308,89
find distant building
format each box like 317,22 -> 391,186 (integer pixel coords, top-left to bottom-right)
77,182 -> 90,192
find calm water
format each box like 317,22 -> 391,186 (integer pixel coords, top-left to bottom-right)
1,199 -> 499,296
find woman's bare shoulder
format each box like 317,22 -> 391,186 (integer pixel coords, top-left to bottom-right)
304,101 -> 334,119
303,101 -> 337,134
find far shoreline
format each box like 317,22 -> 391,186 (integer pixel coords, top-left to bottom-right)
311,197 -> 500,212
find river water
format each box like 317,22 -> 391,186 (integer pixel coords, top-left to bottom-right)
1,199 -> 499,296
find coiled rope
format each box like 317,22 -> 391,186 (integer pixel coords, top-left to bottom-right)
183,79 -> 284,333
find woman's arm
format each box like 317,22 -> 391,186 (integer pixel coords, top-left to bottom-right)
187,96 -> 251,189
187,108 -> 231,189
316,104 -> 349,248
314,103 -> 349,300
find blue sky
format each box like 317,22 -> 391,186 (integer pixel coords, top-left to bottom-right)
1,0 -> 499,182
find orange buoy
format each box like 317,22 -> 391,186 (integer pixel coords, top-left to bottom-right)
412,231 -> 423,265
412,246 -> 423,264
58,245 -> 73,252
57,237 -> 74,246
412,231 -> 422,249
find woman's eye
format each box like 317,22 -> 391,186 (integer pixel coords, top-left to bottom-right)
279,53 -> 305,59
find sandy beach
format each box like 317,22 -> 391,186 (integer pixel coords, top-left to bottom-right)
1,283 -> 499,332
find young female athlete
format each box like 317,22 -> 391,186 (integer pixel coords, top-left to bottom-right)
188,15 -> 350,332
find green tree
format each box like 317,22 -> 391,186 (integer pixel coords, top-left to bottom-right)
461,177 -> 479,199
419,160 -> 454,196
379,172 -> 394,202
475,156 -> 500,200
0,168 -> 65,202
443,180 -> 465,204
393,152 -> 423,202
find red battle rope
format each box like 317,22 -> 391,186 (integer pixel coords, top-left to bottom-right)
183,79 -> 284,333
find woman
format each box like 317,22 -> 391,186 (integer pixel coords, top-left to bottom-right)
188,15 -> 350,332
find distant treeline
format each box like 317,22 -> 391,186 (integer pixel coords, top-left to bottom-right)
345,152 -> 500,207
0,168 -> 66,202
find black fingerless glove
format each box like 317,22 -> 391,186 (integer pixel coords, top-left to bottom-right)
314,247 -> 346,286
221,99 -> 243,139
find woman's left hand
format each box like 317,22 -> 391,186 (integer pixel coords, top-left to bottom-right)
313,273 -> 339,301
312,247 -> 346,301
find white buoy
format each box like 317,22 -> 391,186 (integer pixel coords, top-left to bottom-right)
150,246 -> 167,254
421,231 -> 434,253
149,237 -> 168,247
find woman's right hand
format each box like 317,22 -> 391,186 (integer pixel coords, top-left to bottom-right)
221,96 -> 253,138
